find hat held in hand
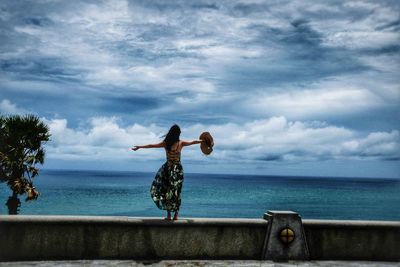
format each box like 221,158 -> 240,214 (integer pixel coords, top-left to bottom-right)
199,132 -> 214,155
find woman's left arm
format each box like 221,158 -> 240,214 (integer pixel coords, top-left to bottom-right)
131,142 -> 165,151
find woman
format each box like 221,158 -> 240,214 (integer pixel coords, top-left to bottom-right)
131,124 -> 203,220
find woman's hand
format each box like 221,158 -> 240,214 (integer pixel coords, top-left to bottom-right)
131,146 -> 140,151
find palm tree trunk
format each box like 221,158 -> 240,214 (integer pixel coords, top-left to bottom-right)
6,192 -> 20,215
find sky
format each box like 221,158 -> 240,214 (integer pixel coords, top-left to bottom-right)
0,0 -> 399,178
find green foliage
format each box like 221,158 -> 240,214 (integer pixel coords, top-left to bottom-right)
0,114 -> 51,209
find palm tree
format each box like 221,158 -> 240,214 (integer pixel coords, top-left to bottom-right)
0,114 -> 50,214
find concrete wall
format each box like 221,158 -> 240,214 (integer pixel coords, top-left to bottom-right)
0,216 -> 399,262
303,220 -> 400,261
0,216 -> 267,261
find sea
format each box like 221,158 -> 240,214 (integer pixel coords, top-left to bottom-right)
0,169 -> 399,221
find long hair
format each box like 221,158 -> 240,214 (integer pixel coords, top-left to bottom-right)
163,124 -> 181,151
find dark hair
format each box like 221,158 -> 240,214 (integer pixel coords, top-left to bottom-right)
163,124 -> 181,151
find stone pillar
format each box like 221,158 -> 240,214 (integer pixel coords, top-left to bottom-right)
262,210 -> 310,261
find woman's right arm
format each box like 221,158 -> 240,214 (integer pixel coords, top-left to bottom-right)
131,142 -> 165,151
181,140 -> 203,147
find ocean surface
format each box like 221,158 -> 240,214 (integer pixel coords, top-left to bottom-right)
0,170 -> 399,220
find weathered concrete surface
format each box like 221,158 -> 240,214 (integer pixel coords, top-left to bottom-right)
1,216 -> 399,262
0,260 -> 399,267
303,220 -> 400,261
0,216 -> 267,261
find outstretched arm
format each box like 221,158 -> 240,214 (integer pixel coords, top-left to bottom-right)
131,142 -> 165,151
181,140 -> 203,147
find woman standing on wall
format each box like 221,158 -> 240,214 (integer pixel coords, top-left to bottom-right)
132,124 -> 213,220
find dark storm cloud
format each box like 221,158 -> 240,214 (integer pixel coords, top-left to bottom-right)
1,1 -> 398,110
376,19 -> 400,31
1,57 -> 83,83
224,20 -> 371,89
23,16 -> 53,27
231,2 -> 271,17
99,95 -> 160,114
256,154 -> 284,162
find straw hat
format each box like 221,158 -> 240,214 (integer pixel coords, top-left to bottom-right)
199,132 -> 214,155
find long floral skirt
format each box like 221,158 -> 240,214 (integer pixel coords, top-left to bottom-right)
150,162 -> 184,212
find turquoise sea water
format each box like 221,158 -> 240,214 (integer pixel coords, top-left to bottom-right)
0,170 -> 399,220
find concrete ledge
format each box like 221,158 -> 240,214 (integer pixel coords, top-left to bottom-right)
304,219 -> 400,228
1,216 -> 399,262
0,215 -> 267,226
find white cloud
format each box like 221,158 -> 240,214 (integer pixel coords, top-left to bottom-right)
199,45 -> 263,62
343,131 -> 400,159
324,31 -> 400,50
44,117 -> 165,161
0,99 -> 26,114
43,116 -> 400,164
127,62 -> 216,93
245,86 -> 384,119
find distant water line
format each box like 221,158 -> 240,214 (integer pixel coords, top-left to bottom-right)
0,169 -> 399,220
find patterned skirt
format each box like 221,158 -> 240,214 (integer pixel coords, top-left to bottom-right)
150,162 -> 184,212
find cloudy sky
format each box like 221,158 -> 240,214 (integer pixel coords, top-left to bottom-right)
1,0 -> 399,178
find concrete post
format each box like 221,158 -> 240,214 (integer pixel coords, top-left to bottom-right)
262,210 -> 310,261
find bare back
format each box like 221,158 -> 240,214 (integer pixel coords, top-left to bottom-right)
165,141 -> 182,165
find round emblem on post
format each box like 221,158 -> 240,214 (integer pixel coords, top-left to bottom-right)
279,228 -> 295,244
